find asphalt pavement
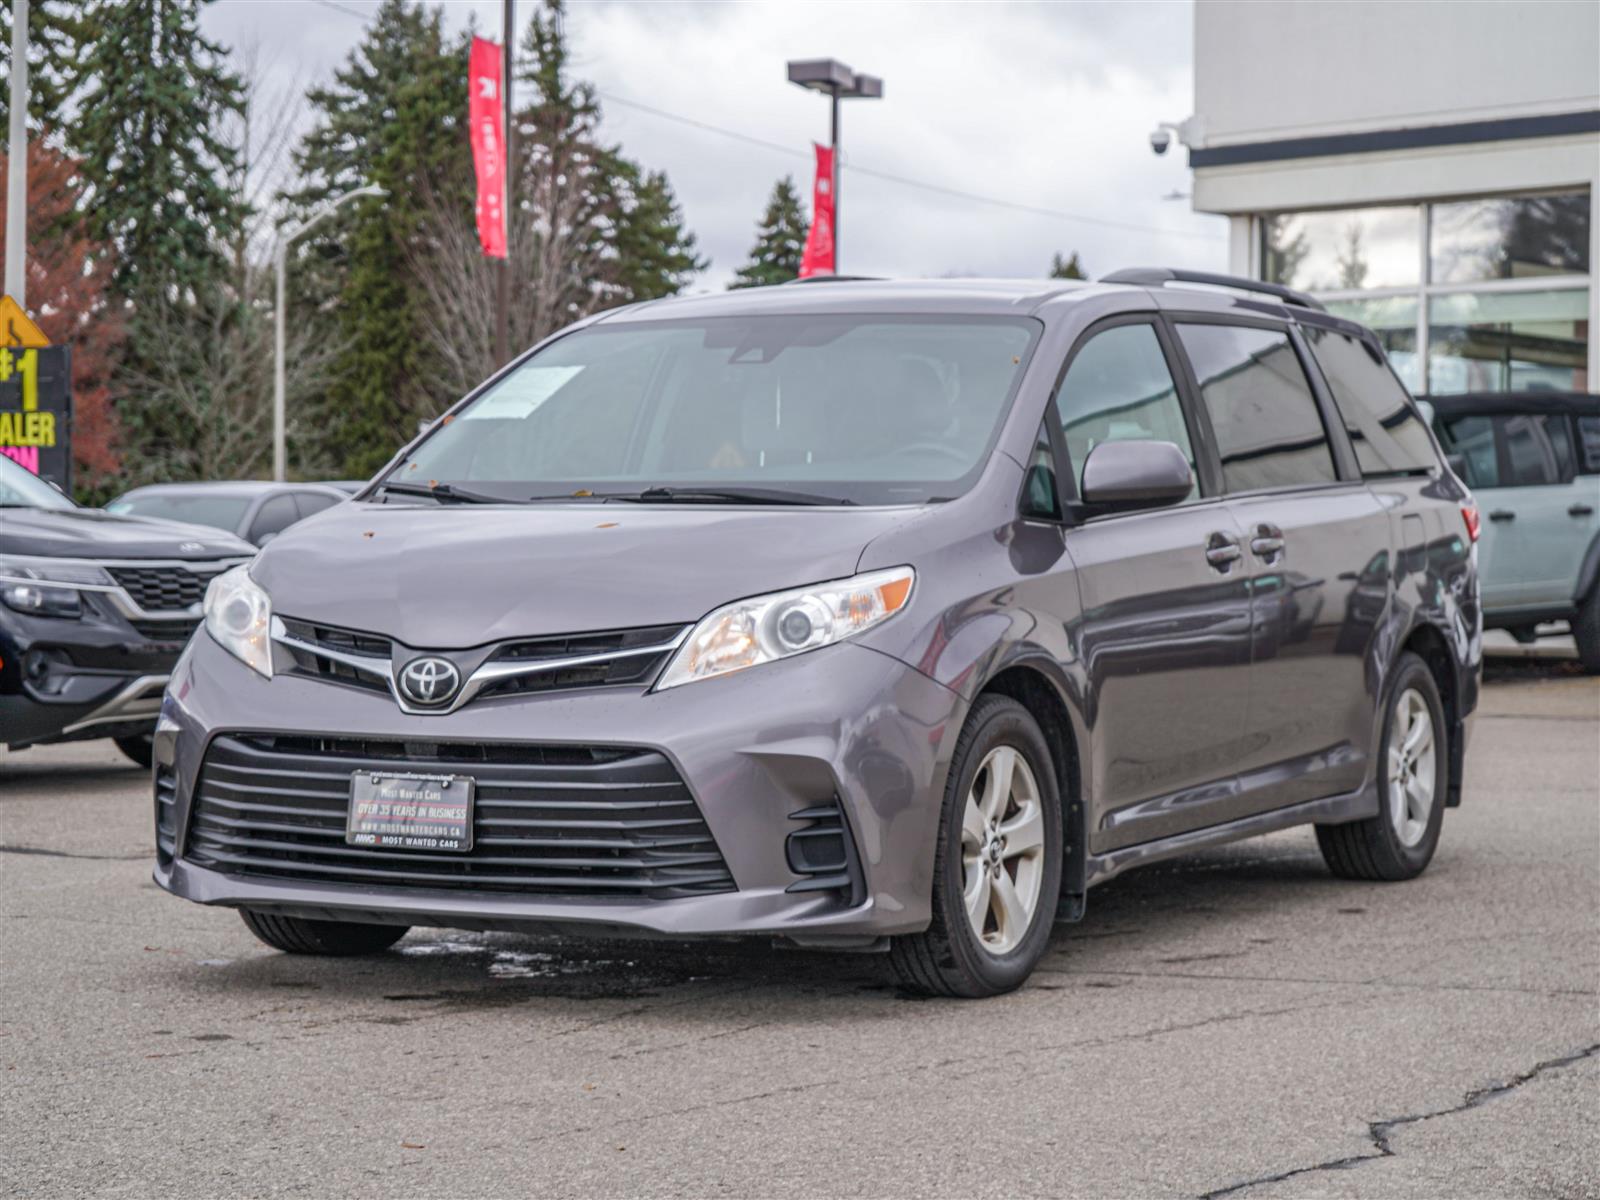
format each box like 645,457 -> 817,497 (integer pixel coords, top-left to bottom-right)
3,651 -> 1596,1198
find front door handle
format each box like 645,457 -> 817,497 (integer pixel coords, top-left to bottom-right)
1249,522 -> 1285,562
1570,504 -> 1595,517
1205,532 -> 1242,572
1488,509 -> 1516,522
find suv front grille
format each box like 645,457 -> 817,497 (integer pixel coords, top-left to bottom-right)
108,565 -> 221,613
130,616 -> 201,643
182,734 -> 736,899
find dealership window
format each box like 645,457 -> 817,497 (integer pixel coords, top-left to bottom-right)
1260,189 -> 1590,395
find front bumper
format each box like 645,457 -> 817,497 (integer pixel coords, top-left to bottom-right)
1,604 -> 189,747
155,632 -> 965,941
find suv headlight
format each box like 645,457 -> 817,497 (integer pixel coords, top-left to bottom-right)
203,565 -> 273,679
656,566 -> 914,690
0,554 -> 112,618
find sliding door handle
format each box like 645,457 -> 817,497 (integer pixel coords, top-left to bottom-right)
1205,533 -> 1242,572
1249,535 -> 1285,560
1570,504 -> 1595,517
1488,509 -> 1516,522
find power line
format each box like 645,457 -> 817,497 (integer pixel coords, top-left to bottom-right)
304,0 -> 1223,244
598,92 -> 1225,244
306,0 -> 372,19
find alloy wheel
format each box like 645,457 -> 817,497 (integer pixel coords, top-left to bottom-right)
960,745 -> 1046,955
1387,687 -> 1436,848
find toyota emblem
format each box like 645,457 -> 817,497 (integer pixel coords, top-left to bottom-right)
398,656 -> 462,707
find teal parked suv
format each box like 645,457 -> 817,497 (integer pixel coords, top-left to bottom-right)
1426,392 -> 1600,671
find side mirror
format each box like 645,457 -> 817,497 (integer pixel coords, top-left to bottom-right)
1080,440 -> 1193,510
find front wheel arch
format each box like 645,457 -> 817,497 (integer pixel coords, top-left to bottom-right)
972,662 -> 1086,920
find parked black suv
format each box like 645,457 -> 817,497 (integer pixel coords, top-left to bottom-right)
0,456 -> 253,765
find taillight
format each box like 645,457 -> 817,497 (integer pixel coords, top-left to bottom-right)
1461,501 -> 1481,543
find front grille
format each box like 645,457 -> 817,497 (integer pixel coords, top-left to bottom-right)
130,616 -> 201,643
182,733 -> 736,899
479,624 -> 686,700
278,617 -> 392,694
108,565 -> 221,613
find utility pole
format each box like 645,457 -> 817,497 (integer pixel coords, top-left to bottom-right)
785,59 -> 882,275
5,0 -> 29,306
493,0 -> 514,368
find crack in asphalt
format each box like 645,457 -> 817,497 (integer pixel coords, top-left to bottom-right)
1196,1043 -> 1600,1198
0,844 -> 149,861
517,994 -> 1363,1146
1050,967 -> 1595,999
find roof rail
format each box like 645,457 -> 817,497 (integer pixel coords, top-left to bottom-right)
1099,267 -> 1326,312
783,274 -> 884,285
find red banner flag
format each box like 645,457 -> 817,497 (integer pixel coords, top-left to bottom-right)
798,143 -> 835,278
468,36 -> 507,259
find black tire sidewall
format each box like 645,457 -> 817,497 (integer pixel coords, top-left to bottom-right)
935,698 -> 1063,994
1374,654 -> 1448,873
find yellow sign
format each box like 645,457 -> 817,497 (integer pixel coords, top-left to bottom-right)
0,295 -> 49,348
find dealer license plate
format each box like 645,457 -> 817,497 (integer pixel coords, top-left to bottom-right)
346,771 -> 474,852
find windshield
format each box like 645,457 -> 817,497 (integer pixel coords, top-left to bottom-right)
0,455 -> 74,510
107,491 -> 252,531
386,315 -> 1041,505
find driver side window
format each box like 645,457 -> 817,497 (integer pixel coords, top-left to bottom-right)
1053,323 -> 1197,503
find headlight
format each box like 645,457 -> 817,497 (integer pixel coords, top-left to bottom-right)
203,565 -> 273,679
656,566 -> 914,690
0,554 -> 110,618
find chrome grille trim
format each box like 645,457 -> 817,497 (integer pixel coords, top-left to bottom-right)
269,618 -> 689,715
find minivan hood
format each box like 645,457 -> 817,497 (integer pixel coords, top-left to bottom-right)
0,506 -> 255,560
252,502 -> 923,648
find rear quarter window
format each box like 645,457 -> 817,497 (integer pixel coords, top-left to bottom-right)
1303,325 -> 1437,475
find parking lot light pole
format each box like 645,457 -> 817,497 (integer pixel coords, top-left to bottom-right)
273,184 -> 387,482
785,58 -> 882,273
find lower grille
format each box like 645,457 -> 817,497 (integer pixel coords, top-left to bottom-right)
785,799 -> 865,906
131,616 -> 201,643
183,733 -> 735,899
155,766 -> 178,868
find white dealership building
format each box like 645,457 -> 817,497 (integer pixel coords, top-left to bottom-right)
1180,0 -> 1599,394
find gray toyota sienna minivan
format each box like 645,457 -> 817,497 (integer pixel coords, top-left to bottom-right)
155,270 -> 1481,997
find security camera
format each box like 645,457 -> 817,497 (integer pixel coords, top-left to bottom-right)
1149,128 -> 1172,156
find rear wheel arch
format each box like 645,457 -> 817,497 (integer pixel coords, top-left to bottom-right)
1395,622 -> 1463,807
974,662 -> 1086,918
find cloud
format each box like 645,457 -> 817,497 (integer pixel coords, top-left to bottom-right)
203,0 -> 1225,289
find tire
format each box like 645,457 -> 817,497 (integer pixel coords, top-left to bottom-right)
1316,652 -> 1447,882
890,694 -> 1063,998
240,910 -> 409,956
1574,589 -> 1600,674
114,734 -> 154,769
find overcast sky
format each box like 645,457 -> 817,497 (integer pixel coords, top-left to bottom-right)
200,0 -> 1226,289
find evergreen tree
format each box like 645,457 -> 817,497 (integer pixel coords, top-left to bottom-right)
285,0 -> 469,477
70,0 -> 247,297
607,161 -> 706,303
730,176 -> 808,289
1048,251 -> 1086,280
0,0 -> 92,135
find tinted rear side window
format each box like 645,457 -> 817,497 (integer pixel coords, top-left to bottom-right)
1302,325 -> 1436,475
1436,412 -> 1577,489
1578,416 -> 1600,474
1176,323 -> 1337,493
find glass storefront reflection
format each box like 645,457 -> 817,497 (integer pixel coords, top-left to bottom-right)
1262,205 -> 1421,292
1430,192 -> 1590,285
1427,288 -> 1590,393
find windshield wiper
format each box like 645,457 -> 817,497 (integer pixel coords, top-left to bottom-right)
606,486 -> 856,507
373,480 -> 513,505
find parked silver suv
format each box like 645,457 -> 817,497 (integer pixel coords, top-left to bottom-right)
155,270 -> 1481,996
